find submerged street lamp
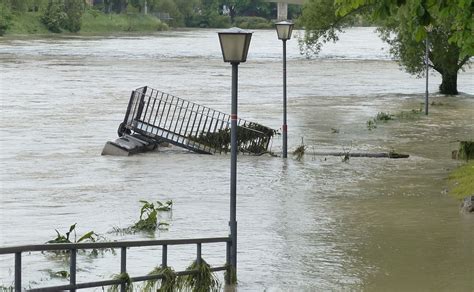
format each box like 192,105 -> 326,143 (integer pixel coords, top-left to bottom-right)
218,27 -> 252,277
275,20 -> 294,158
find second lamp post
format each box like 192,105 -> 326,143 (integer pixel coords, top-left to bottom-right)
275,20 -> 294,158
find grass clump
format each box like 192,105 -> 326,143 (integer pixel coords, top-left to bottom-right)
0,285 -> 13,292
109,272 -> 133,292
224,264 -> 237,285
144,266 -> 177,292
375,112 -> 394,121
449,162 -> 474,200
178,259 -> 220,292
395,108 -> 423,120
367,108 -> 422,130
458,141 -> 474,161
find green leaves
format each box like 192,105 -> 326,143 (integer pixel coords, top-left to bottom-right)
133,200 -> 173,232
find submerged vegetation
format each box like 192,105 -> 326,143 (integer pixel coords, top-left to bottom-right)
458,141 -> 474,161
293,138 -> 306,161
367,108 -> 423,130
189,123 -> 277,154
131,200 -> 172,232
47,223 -> 97,244
144,266 -> 178,292
109,272 -> 133,292
449,161 -> 474,200
178,259 -> 220,292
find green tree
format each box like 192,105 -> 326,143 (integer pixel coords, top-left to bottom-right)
300,0 -> 473,95
64,0 -> 84,32
174,0 -> 200,26
41,0 -> 67,33
149,0 -> 184,26
0,1 -> 12,36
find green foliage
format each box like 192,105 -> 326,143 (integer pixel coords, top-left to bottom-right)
367,108 -> 422,130
109,272 -> 133,292
132,200 -> 172,232
144,266 -> 177,292
366,119 -> 377,130
0,285 -> 13,292
458,141 -> 474,161
300,0 -> 473,95
178,259 -> 220,292
46,223 -> 113,257
224,264 -> 237,285
41,0 -> 67,33
375,112 -> 394,121
47,223 -> 99,244
189,123 -> 277,154
449,161 -> 474,199
395,108 -> 423,120
0,2 -> 12,36
64,0 -> 84,32
80,10 -> 168,33
233,16 -> 272,29
47,269 -> 70,279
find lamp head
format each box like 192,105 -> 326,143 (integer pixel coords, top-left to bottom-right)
218,27 -> 253,63
275,20 -> 294,41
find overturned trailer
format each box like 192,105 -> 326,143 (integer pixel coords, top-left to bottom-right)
103,86 -> 277,156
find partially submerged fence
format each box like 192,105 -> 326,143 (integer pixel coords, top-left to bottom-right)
118,86 -> 276,155
0,237 -> 231,291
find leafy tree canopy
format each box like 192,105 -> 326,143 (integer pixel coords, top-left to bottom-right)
300,0 -> 473,95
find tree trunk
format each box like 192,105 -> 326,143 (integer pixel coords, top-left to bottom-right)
439,71 -> 458,95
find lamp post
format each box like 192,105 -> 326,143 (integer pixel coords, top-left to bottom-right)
275,20 -> 294,158
424,25 -> 432,115
218,27 -> 252,276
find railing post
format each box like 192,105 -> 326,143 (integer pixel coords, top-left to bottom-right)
120,247 -> 127,292
196,243 -> 202,265
162,245 -> 168,267
14,252 -> 21,292
70,249 -> 76,292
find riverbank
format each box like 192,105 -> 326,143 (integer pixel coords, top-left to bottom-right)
2,10 -> 168,36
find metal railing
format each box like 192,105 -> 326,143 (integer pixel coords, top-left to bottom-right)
118,86 -> 275,155
0,237 -> 231,292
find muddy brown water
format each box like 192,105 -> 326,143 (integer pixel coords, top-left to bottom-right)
0,28 -> 473,291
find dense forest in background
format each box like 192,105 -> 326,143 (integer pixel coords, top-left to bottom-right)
0,0 -> 302,35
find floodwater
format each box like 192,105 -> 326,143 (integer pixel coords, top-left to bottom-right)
0,28 -> 473,291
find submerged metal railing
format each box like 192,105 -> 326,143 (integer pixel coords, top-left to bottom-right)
0,237 -> 231,292
118,86 -> 276,155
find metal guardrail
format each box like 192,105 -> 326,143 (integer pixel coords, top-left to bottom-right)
0,237 -> 231,292
118,86 -> 275,155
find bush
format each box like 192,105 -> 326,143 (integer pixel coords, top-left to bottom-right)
188,12 -> 230,28
41,0 -> 67,33
0,2 -> 12,35
64,0 -> 84,32
233,16 -> 272,29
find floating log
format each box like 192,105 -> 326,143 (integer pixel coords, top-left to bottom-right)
306,151 -> 409,159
